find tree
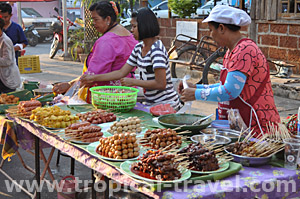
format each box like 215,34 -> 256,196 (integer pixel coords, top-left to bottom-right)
168,0 -> 202,18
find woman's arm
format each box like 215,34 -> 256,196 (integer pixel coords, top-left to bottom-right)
0,40 -> 14,67
121,68 -> 167,90
181,71 -> 247,102
80,63 -> 133,86
196,83 -> 220,89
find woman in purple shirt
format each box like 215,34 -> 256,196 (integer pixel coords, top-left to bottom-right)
53,1 -> 137,103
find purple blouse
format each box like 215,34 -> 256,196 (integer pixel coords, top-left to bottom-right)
86,32 -> 138,86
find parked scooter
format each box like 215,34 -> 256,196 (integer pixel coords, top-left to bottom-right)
24,25 -> 40,47
49,7 -> 76,59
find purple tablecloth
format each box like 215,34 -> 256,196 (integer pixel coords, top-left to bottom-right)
156,165 -> 300,199
5,104 -> 300,199
0,116 -> 50,160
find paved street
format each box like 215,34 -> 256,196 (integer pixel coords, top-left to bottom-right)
0,42 -> 299,199
20,43 -> 83,84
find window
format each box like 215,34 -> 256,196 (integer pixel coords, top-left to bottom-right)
159,2 -> 168,10
21,8 -> 43,18
281,0 -> 300,16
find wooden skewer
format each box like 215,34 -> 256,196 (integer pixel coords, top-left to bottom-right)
65,129 -> 82,132
65,137 -> 81,141
173,125 -> 186,131
64,132 -> 82,136
161,142 -> 176,152
177,130 -> 191,135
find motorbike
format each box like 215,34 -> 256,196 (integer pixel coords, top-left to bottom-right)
49,7 -> 76,59
24,25 -> 40,47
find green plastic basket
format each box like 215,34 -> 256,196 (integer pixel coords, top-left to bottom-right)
90,86 -> 139,112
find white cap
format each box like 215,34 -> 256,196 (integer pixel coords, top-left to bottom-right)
202,5 -> 251,26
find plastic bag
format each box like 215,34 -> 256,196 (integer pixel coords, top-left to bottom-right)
227,109 -> 247,131
177,75 -> 191,114
54,81 -> 87,105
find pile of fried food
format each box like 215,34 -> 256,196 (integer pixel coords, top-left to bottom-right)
226,124 -> 289,157
131,150 -> 182,181
140,128 -> 183,150
30,106 -> 79,128
18,100 -> 42,117
0,94 -> 19,104
76,109 -> 117,124
96,132 -> 139,159
178,143 -> 219,172
107,117 -> 142,134
65,121 -> 104,143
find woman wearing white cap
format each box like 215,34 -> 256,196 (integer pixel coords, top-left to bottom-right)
179,5 -> 280,137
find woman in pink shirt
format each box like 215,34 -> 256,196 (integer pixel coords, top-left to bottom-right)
53,1 -> 137,103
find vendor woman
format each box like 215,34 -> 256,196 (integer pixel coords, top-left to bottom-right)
80,8 -> 181,110
179,5 -> 280,136
53,1 -> 137,103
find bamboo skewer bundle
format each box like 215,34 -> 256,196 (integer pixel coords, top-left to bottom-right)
227,124 -> 287,158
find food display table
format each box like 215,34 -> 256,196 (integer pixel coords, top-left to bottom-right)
1,104 -> 300,199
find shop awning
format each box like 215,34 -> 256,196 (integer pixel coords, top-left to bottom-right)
0,0 -> 55,1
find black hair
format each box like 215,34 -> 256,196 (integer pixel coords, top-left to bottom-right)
132,7 -> 160,40
209,21 -> 241,32
0,3 -> 12,15
0,18 -> 4,30
89,1 -> 120,25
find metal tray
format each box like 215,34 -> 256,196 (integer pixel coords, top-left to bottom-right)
201,128 -> 240,142
224,143 -> 272,166
191,134 -> 231,145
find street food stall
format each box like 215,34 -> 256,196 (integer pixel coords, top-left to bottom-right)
1,86 -> 300,199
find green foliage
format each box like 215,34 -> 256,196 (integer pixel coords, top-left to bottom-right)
68,28 -> 85,61
168,0 -> 201,18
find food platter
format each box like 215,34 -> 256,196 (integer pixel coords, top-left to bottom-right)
45,127 -> 64,131
86,141 -> 142,162
120,160 -> 191,183
97,122 -> 147,137
200,128 -> 240,142
158,114 -> 212,132
190,162 -> 230,174
224,144 -> 272,166
61,131 -> 112,145
191,134 -> 231,145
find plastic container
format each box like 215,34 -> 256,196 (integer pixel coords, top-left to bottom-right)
283,138 -> 300,170
23,81 -> 40,93
57,176 -> 77,199
90,86 -> 139,112
211,120 -> 230,129
33,88 -> 53,96
18,55 -> 41,74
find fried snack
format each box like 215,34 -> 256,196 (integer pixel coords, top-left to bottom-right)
0,94 -> 19,104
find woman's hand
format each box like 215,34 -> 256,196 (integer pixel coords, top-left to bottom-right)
120,78 -> 136,87
52,82 -> 70,94
178,81 -> 196,94
181,88 -> 196,102
80,74 -> 95,86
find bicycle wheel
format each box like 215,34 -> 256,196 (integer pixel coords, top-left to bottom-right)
171,45 -> 206,84
200,48 -> 226,84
